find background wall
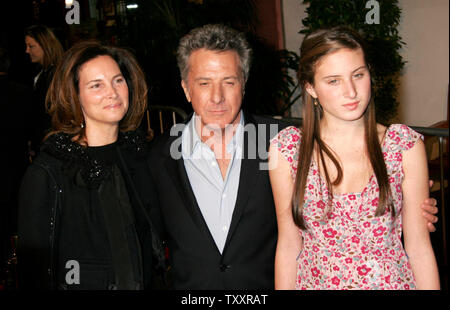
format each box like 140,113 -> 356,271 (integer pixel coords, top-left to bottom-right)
281,0 -> 307,118
282,0 -> 449,126
254,0 -> 285,50
396,0 -> 449,126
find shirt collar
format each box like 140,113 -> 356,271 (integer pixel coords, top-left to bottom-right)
182,111 -> 244,157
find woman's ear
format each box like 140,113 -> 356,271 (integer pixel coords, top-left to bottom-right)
305,83 -> 317,99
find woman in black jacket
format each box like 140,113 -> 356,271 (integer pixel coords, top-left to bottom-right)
18,41 -> 165,290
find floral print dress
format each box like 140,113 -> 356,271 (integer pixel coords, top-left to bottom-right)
271,124 -> 422,290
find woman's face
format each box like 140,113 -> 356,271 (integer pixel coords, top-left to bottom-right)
25,36 -> 44,65
306,48 -> 371,124
78,55 -> 129,131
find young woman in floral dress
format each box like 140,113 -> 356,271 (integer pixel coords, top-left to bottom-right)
269,26 -> 440,290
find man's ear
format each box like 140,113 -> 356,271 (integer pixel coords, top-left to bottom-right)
305,83 -> 317,99
181,80 -> 191,103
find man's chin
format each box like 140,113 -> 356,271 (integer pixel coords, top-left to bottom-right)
203,112 -> 240,129
202,120 -> 237,131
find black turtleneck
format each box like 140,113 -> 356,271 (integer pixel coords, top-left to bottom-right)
85,141 -> 119,167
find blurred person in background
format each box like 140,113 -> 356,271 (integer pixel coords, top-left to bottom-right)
24,25 -> 64,157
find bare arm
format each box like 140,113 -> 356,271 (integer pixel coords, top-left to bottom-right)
402,139 -> 440,289
268,145 -> 302,290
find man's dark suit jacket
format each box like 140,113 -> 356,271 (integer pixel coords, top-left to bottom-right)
147,111 -> 290,289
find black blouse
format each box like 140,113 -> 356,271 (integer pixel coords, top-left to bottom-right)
56,141 -> 142,289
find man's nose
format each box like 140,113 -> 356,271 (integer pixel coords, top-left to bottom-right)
211,83 -> 224,104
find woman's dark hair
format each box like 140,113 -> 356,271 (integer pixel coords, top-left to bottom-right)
25,25 -> 64,69
293,26 -> 393,230
45,41 -> 148,144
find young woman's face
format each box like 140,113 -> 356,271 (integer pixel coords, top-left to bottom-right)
306,48 -> 371,124
25,36 -> 44,65
78,55 -> 129,130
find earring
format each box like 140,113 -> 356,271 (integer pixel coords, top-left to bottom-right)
81,122 -> 84,129
313,98 -> 318,106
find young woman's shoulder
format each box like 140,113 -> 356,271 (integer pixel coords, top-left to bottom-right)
270,126 -> 301,176
381,123 -> 423,151
270,126 -> 301,149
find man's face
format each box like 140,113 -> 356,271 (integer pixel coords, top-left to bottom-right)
181,48 -> 243,132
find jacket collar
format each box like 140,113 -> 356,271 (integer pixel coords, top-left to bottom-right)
41,130 -> 148,188
181,111 -> 245,158
160,110 -> 265,256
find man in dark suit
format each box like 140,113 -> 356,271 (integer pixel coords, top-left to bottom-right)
147,24 -> 287,289
147,24 -> 439,290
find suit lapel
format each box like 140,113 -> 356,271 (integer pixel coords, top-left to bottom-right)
162,133 -> 221,254
223,113 -> 263,252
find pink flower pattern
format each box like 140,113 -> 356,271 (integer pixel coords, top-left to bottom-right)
271,124 -> 422,290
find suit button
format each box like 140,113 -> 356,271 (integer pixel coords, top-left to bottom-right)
220,264 -> 230,272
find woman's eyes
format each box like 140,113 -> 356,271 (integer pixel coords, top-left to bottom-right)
326,73 -> 364,85
89,78 -> 125,89
328,79 -> 338,85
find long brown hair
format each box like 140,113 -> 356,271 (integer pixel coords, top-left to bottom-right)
25,25 -> 64,69
293,26 -> 393,230
45,41 -> 148,144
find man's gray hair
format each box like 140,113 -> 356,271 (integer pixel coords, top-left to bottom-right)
177,24 -> 252,84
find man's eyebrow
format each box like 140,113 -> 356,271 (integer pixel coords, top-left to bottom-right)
194,77 -> 212,81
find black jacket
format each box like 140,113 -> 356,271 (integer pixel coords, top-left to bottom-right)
18,131 -> 165,290
0,75 -> 32,262
29,65 -> 55,151
147,112 -> 289,289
